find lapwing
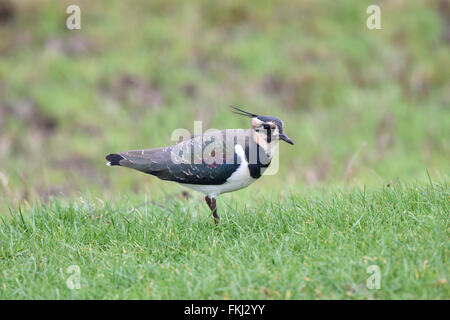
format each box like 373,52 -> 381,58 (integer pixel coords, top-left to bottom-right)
106,107 -> 294,224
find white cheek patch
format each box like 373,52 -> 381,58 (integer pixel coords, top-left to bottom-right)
273,128 -> 280,137
251,118 -> 263,128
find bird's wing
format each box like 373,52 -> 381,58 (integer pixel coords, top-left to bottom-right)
114,147 -> 172,172
112,129 -> 251,185
159,129 -> 248,184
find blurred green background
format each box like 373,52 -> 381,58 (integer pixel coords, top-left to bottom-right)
0,0 -> 448,210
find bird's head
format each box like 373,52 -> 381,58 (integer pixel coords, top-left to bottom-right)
231,106 -> 294,146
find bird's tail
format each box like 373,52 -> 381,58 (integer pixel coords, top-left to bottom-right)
105,153 -> 124,166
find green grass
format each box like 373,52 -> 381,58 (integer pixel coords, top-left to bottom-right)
1,182 -> 448,299
0,0 -> 449,213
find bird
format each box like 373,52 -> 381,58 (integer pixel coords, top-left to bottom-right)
105,107 -> 294,224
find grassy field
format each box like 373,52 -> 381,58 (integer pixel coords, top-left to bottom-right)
0,182 -> 448,299
0,0 -> 449,299
0,0 -> 449,207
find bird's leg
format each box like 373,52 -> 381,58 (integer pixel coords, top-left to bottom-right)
205,196 -> 219,224
211,198 -> 219,224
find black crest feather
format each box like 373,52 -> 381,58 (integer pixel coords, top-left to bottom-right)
230,106 -> 258,118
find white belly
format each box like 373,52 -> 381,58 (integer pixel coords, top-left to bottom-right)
178,144 -> 256,198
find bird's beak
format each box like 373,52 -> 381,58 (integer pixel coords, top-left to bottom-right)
280,133 -> 294,145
